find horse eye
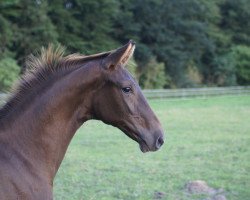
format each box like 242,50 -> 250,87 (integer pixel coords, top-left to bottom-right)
121,87 -> 132,94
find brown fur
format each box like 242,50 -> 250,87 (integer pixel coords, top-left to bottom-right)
0,45 -> 110,121
0,41 -> 164,199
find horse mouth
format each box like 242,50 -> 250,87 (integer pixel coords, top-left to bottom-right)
139,141 -> 150,153
120,125 -> 151,153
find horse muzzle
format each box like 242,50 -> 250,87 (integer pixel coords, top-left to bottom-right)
139,130 -> 165,153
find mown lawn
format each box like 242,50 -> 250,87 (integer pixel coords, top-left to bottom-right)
54,95 -> 250,200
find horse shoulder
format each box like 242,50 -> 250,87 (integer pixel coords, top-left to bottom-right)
0,135 -> 53,200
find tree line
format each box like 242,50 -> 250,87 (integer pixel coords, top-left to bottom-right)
0,0 -> 250,91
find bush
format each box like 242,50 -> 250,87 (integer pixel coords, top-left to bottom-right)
186,60 -> 203,87
232,45 -> 250,85
0,57 -> 20,92
139,58 -> 170,89
214,53 -> 237,86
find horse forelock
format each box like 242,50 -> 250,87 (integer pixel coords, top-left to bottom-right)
0,45 -> 111,121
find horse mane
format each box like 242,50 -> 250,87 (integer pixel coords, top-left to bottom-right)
0,45 -> 111,120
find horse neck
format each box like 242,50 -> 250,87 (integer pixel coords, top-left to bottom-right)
2,62 -> 103,183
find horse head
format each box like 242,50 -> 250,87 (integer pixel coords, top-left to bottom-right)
93,41 -> 165,152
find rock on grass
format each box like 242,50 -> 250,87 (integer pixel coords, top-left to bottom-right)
185,180 -> 227,200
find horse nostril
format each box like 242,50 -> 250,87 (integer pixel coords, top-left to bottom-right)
156,136 -> 164,149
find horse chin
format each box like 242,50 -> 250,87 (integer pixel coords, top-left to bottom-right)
139,143 -> 149,153
139,141 -> 152,153
118,125 -> 151,153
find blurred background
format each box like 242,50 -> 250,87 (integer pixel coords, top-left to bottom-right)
0,1 -> 250,200
0,0 -> 250,91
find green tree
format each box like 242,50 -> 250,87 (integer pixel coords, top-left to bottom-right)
0,0 -> 19,58
213,52 -> 237,86
48,0 -> 84,52
232,45 -> 250,85
0,14 -> 13,58
0,0 -> 249,88
220,0 -> 250,45
115,0 -> 222,87
12,0 -> 58,66
48,0 -> 118,54
112,0 -> 140,45
0,57 -> 20,91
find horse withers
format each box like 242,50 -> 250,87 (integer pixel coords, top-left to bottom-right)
0,41 -> 164,199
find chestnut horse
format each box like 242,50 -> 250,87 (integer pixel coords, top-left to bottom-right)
0,41 -> 164,199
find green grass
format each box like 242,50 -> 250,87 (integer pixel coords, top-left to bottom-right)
54,95 -> 250,200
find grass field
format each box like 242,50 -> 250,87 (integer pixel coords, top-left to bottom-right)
54,95 -> 250,200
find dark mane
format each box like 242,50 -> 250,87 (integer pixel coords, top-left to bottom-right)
0,45 -> 111,121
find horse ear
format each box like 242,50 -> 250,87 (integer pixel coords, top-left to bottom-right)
102,40 -> 135,70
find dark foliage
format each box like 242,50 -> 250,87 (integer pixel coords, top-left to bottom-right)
0,0 -> 249,89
